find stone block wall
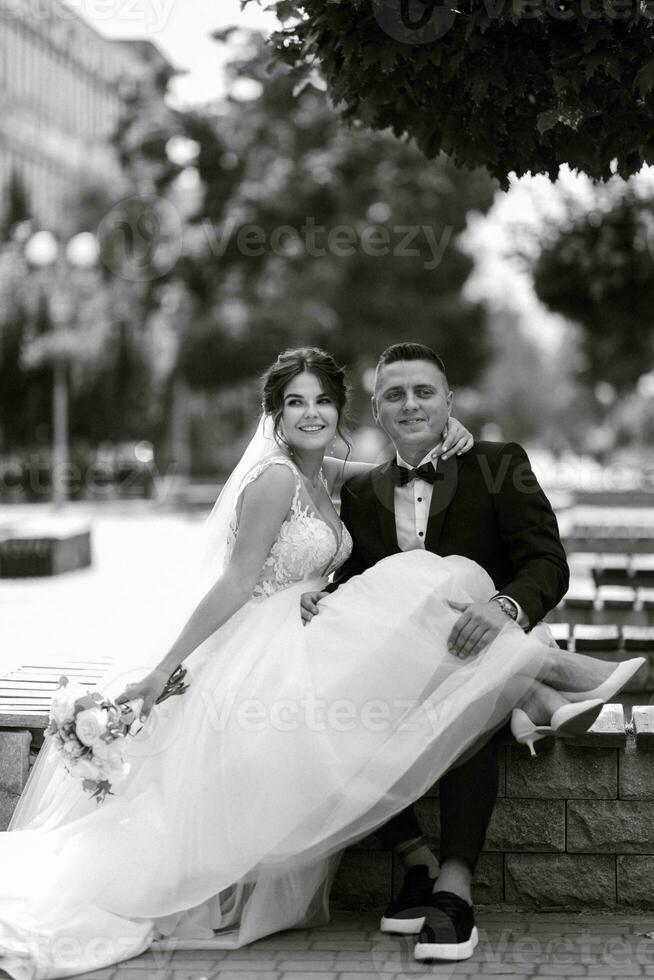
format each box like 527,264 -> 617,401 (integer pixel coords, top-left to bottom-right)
332,708 -> 654,911
0,730 -> 31,829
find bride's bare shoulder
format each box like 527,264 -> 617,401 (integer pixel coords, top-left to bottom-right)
238,456 -> 298,507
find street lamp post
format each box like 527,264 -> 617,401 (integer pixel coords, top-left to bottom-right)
24,229 -> 99,507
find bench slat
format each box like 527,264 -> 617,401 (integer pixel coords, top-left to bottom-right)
0,659 -> 113,730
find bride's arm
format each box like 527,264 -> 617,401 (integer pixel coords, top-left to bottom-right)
115,464 -> 296,717
322,416 -> 475,494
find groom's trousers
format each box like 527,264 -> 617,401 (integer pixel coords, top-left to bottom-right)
375,729 -> 501,873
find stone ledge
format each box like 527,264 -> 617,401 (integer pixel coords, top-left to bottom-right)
633,706 -> 654,750
0,730 -> 32,831
0,730 -> 31,794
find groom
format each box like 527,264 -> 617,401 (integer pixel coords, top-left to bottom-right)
302,342 -> 569,961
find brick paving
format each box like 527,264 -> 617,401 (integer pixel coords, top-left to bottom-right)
66,912 -> 654,980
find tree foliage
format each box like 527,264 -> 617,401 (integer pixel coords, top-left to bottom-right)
0,246 -> 50,449
251,0 -> 654,186
174,33 -> 496,401
0,170 -> 31,241
531,185 -> 654,391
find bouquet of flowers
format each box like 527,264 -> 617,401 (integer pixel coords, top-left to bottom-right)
46,665 -> 189,804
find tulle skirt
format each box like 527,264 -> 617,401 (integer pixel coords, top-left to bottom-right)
0,551 -> 550,979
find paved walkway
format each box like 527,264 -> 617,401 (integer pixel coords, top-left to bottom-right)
0,503 -> 205,676
70,912 -> 654,980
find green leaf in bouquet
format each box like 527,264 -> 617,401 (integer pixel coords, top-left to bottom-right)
90,780 -> 114,805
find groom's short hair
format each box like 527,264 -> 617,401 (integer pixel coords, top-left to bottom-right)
375,343 -> 449,387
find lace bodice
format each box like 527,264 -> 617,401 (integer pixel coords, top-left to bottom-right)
226,456 -> 353,599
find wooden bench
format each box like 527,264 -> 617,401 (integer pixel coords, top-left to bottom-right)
565,529 -> 654,554
0,658 -> 112,731
544,623 -> 654,695
548,580 -> 654,626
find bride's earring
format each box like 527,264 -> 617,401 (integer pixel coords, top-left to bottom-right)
274,420 -> 292,455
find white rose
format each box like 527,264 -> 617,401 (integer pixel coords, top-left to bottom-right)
50,680 -> 88,726
63,740 -> 84,759
75,707 -> 107,747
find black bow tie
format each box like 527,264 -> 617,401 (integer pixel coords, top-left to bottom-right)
392,461 -> 440,487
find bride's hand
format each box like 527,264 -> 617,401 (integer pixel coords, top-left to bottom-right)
300,590 -> 329,626
436,416 -> 474,460
115,668 -> 170,721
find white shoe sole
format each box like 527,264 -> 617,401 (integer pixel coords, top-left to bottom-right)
551,698 -> 604,735
380,914 -> 425,935
414,925 -> 479,961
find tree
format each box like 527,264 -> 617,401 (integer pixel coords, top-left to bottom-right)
0,244 -> 53,451
173,32 -> 496,406
531,184 -> 654,392
250,0 -> 654,186
0,170 -> 31,241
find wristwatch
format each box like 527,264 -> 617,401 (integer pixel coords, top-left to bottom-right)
490,595 -> 519,621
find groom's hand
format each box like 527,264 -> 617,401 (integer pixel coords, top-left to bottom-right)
446,600 -> 515,659
300,590 -> 329,626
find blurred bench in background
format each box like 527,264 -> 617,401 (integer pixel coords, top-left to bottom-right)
0,517 -> 91,577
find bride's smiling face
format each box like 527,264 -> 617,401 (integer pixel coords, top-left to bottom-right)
280,371 -> 340,454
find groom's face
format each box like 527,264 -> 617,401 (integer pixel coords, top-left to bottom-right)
373,359 -> 453,460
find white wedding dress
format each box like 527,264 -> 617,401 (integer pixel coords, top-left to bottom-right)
0,456 -> 549,979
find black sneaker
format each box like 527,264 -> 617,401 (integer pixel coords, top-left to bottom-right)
414,890 -> 478,961
379,865 -> 436,935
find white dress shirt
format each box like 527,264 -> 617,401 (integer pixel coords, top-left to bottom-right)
393,448 -> 529,628
394,448 -> 440,552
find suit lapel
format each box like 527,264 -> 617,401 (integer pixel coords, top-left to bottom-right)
425,453 -> 460,553
371,461 -> 400,556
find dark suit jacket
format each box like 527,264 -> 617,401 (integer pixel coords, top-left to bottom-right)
331,441 -> 569,628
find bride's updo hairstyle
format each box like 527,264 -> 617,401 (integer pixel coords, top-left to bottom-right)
261,347 -> 351,453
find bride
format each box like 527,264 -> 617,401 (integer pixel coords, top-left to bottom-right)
0,347 -> 642,979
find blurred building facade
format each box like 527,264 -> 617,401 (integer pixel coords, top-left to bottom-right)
0,0 -> 175,230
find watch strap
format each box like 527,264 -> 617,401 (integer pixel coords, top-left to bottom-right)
490,595 -> 519,621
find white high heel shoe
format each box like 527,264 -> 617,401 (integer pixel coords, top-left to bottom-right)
557,657 -> 646,703
510,699 -> 605,757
